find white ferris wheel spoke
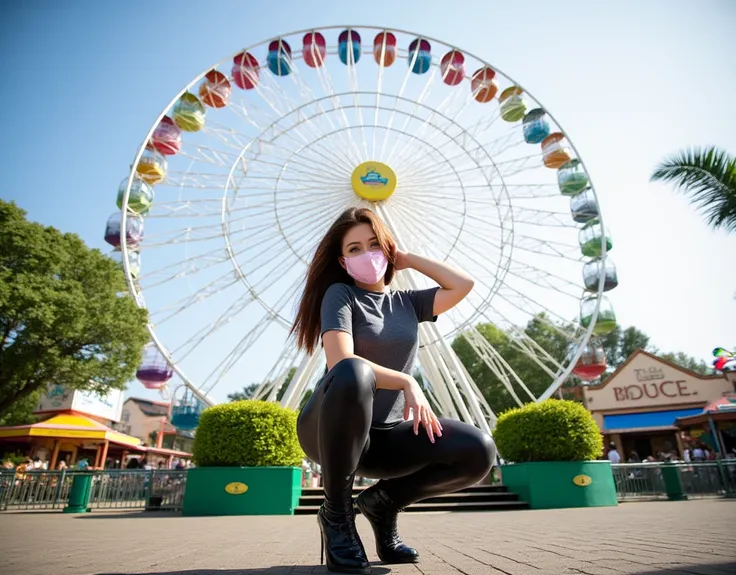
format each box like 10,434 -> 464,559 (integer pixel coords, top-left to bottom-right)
117,26 -> 610,417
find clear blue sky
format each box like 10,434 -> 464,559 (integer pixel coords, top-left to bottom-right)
2,0 -> 735,403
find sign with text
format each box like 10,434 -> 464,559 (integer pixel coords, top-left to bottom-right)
584,352 -> 732,412
35,385 -> 124,423
613,380 -> 691,402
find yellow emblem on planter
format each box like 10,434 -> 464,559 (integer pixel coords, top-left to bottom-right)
572,474 -> 592,487
351,161 -> 397,201
225,482 -> 248,495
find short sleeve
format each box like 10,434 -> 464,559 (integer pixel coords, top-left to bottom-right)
321,283 -> 354,337
405,287 -> 440,323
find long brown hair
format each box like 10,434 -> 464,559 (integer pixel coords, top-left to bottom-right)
290,207 -> 397,353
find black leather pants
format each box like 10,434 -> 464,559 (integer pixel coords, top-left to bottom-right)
296,357 -> 497,508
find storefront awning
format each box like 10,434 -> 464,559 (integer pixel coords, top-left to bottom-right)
0,413 -> 142,447
703,396 -> 736,413
604,408 -> 703,432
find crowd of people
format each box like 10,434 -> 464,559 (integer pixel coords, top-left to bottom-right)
1,454 -> 194,474
605,442 -> 736,464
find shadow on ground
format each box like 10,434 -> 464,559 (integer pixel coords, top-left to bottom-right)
97,563 -> 736,575
75,511 -> 182,519
99,568 -> 391,575
634,564 -> 736,575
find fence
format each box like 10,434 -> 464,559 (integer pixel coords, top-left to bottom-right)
611,461 -> 736,501
2,462 -> 735,512
0,469 -> 187,512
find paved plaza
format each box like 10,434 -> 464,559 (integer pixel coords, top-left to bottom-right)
0,499 -> 734,575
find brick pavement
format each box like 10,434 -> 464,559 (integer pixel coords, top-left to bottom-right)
0,499 -> 734,575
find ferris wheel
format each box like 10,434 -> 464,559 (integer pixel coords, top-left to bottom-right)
107,26 -> 619,435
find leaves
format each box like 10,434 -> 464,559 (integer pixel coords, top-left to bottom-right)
452,314 -> 572,414
0,389 -> 40,426
193,400 -> 304,467
651,146 -> 736,233
451,312 -> 713,414
0,200 -> 150,417
493,399 -> 603,462
658,351 -> 711,375
599,325 -> 653,373
227,368 -> 313,409
227,384 -> 259,402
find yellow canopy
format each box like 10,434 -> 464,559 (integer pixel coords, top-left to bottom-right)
0,413 -> 142,447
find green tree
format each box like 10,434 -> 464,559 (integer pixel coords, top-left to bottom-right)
651,146 -> 736,233
0,200 -> 149,419
599,325 -> 654,371
227,367 -> 313,408
227,383 -> 259,402
597,323 -> 712,376
451,315 -> 714,415
0,390 -> 40,427
452,314 -> 571,415
658,351 -> 711,375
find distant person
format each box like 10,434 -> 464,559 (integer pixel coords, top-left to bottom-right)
607,442 -> 621,464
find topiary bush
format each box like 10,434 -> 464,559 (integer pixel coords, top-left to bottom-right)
494,399 -> 602,463
192,400 -> 304,467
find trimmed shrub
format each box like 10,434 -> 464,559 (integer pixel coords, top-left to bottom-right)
494,399 -> 602,462
193,400 -> 303,467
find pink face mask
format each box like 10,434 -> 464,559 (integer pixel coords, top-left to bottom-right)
342,250 -> 388,285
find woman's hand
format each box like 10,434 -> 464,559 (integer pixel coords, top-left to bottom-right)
393,249 -> 411,271
402,376 -> 443,443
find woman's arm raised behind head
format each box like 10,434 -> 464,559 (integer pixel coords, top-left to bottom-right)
396,251 -> 474,316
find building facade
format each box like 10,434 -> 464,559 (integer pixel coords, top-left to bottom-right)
583,350 -> 734,460
115,398 -> 193,453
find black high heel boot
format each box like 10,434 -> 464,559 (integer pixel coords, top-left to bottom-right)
317,498 -> 370,574
355,486 -> 420,564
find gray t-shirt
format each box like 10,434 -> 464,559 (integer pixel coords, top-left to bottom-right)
320,282 -> 439,428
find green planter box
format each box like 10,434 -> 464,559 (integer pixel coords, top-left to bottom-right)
501,461 -> 618,509
182,466 -> 301,516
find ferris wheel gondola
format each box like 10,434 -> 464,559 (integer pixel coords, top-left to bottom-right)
110,26 -> 619,432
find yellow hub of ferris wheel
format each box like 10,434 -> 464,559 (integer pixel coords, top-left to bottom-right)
351,161 -> 397,201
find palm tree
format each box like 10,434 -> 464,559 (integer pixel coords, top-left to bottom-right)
651,146 -> 736,233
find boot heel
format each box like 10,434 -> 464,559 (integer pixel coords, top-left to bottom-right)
317,505 -> 371,574
355,487 -> 419,565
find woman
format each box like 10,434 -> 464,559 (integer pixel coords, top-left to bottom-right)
291,207 -> 496,574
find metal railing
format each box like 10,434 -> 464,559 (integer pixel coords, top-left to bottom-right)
0,469 -> 78,511
679,461 -> 736,497
612,461 -> 736,501
89,469 -> 187,510
0,469 -> 187,512
2,461 -> 734,512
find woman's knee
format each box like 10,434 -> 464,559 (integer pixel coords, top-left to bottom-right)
475,432 -> 497,474
452,424 -> 497,478
326,357 -> 375,400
